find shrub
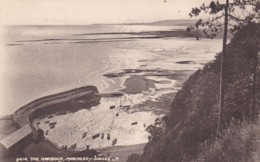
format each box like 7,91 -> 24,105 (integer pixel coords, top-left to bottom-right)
127,154 -> 141,162
197,123 -> 257,162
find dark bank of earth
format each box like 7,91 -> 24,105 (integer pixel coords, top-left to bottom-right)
138,23 -> 260,162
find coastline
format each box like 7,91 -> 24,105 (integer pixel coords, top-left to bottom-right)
2,64 -> 189,156
0,67 -> 191,159
1,29 -> 221,160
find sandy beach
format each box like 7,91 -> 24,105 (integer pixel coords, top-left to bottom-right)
24,68 -> 189,162
1,25 -> 222,161
33,108 -> 156,149
1,51 -> 220,161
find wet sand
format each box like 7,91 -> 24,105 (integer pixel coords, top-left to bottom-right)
126,70 -> 193,90
0,68 -> 192,161
1,25 -> 223,162
120,76 -> 155,94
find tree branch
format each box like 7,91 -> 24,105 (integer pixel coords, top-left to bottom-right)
228,14 -> 245,22
230,1 -> 258,7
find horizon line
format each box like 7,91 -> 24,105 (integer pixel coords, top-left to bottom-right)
1,19 -> 198,26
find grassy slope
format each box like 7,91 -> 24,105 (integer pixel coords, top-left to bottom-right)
139,23 -> 260,162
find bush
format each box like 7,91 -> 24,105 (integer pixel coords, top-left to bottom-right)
140,23 -> 259,162
127,154 -> 141,162
197,123 -> 257,162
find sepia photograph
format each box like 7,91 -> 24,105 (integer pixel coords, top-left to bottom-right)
0,0 -> 259,161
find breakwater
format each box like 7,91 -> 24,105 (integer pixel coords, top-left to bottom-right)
13,86 -> 100,128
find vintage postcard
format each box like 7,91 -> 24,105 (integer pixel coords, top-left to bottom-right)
0,0 -> 259,162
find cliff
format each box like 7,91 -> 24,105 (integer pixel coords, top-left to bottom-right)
139,23 -> 260,162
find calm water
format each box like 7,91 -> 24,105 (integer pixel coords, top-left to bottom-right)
0,25 -> 222,115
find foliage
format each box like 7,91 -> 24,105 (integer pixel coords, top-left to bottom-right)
188,0 -> 259,38
139,23 -> 260,162
196,123 -> 257,162
223,23 -> 259,123
127,154 -> 141,162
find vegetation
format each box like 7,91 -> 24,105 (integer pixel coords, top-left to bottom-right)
189,0 -> 259,133
129,2 -> 260,161
189,0 -> 259,37
127,154 -> 141,162
138,23 -> 259,162
196,123 -> 257,162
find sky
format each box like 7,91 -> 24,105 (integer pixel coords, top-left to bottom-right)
0,0 -> 209,25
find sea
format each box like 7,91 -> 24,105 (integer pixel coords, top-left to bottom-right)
0,24 -> 222,115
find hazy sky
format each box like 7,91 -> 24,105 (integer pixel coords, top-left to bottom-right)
0,0 -> 209,25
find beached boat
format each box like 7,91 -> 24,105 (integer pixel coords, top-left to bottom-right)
92,133 -> 100,139
131,122 -> 138,125
82,132 -> 87,138
109,106 -> 115,109
112,139 -> 117,145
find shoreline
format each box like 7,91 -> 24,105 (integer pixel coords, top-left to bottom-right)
33,69 -> 191,152
1,23 -> 225,162
0,66 -> 192,159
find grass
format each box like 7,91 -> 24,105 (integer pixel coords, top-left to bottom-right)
196,123 -> 257,162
